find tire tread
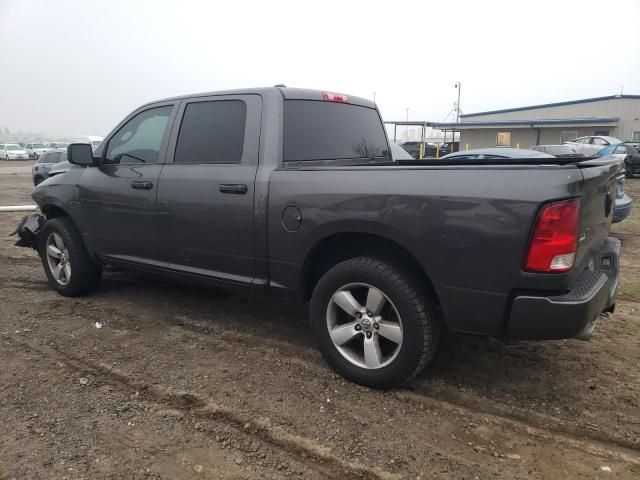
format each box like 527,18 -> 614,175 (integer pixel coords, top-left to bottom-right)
40,217 -> 101,296
311,256 -> 440,388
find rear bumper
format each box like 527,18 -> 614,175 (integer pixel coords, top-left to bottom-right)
613,194 -> 632,223
507,237 -> 620,341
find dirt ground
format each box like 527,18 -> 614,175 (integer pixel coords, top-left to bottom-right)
0,170 -> 638,479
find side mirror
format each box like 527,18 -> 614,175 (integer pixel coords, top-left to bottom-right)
67,143 -> 96,166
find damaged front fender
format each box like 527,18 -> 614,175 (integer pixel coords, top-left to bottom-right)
12,213 -> 45,250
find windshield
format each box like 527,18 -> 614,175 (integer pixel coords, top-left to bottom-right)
6,145 -> 22,151
54,142 -> 69,148
32,143 -> 45,148
41,152 -> 62,163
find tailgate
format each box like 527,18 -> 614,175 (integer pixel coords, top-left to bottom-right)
574,155 -> 624,271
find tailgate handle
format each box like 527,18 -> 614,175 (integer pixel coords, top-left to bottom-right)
219,184 -> 248,194
130,180 -> 153,190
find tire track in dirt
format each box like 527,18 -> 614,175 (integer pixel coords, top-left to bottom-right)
4,286 -> 639,464
5,336 -> 400,480
159,312 -> 640,457
393,391 -> 640,467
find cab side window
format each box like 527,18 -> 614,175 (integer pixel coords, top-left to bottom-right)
105,105 -> 172,164
174,100 -> 246,164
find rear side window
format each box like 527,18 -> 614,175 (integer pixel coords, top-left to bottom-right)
174,100 -> 246,164
284,101 -> 388,161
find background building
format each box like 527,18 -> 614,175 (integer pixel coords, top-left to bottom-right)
432,95 -> 640,150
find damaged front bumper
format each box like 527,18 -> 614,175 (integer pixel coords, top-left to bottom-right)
12,213 -> 45,249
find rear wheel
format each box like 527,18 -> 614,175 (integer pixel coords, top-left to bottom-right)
625,159 -> 634,178
310,257 -> 440,389
39,217 -> 101,296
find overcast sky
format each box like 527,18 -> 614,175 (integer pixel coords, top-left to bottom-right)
1,0 -> 639,137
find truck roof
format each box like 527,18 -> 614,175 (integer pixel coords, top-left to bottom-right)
144,86 -> 376,109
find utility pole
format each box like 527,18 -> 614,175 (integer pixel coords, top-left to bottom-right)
455,82 -> 462,123
405,108 -> 410,142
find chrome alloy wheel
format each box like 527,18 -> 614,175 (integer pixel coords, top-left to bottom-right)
45,232 -> 71,286
326,283 -> 403,369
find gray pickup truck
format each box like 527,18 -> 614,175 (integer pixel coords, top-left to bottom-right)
16,87 -> 622,389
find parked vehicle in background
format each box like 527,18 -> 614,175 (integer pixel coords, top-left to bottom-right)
32,151 -> 67,185
17,86 -> 622,389
595,143 -> 640,178
531,144 -> 581,157
47,141 -> 70,151
390,143 -> 413,160
46,159 -> 71,178
399,141 -> 436,159
437,141 -> 459,156
613,173 -> 632,223
24,142 -> 51,159
72,135 -> 104,151
443,147 -> 631,224
563,136 -> 622,155
441,147 -> 553,160
0,143 -> 29,160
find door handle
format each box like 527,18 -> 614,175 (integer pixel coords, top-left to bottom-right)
130,180 -> 153,190
219,183 -> 248,194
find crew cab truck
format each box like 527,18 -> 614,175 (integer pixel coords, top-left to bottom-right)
18,87 -> 622,389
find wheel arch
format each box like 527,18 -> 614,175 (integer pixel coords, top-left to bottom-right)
300,231 -> 442,313
41,203 -> 70,220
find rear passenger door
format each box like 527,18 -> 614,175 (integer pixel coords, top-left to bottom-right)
156,95 -> 261,284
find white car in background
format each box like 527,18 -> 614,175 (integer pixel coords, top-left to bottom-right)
72,135 -> 104,151
47,141 -> 70,151
0,143 -> 30,160
24,142 -> 51,159
563,135 -> 622,155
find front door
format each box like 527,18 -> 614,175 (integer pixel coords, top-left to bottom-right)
78,102 -> 177,264
156,95 -> 261,284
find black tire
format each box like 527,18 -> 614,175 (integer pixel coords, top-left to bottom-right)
38,217 -> 101,297
33,175 -> 44,186
310,256 -> 440,389
624,161 -> 634,178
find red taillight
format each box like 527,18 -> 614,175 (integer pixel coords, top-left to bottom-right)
322,91 -> 349,103
525,198 -> 580,273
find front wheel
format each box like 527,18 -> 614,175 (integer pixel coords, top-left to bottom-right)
310,257 -> 440,389
39,217 -> 101,296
